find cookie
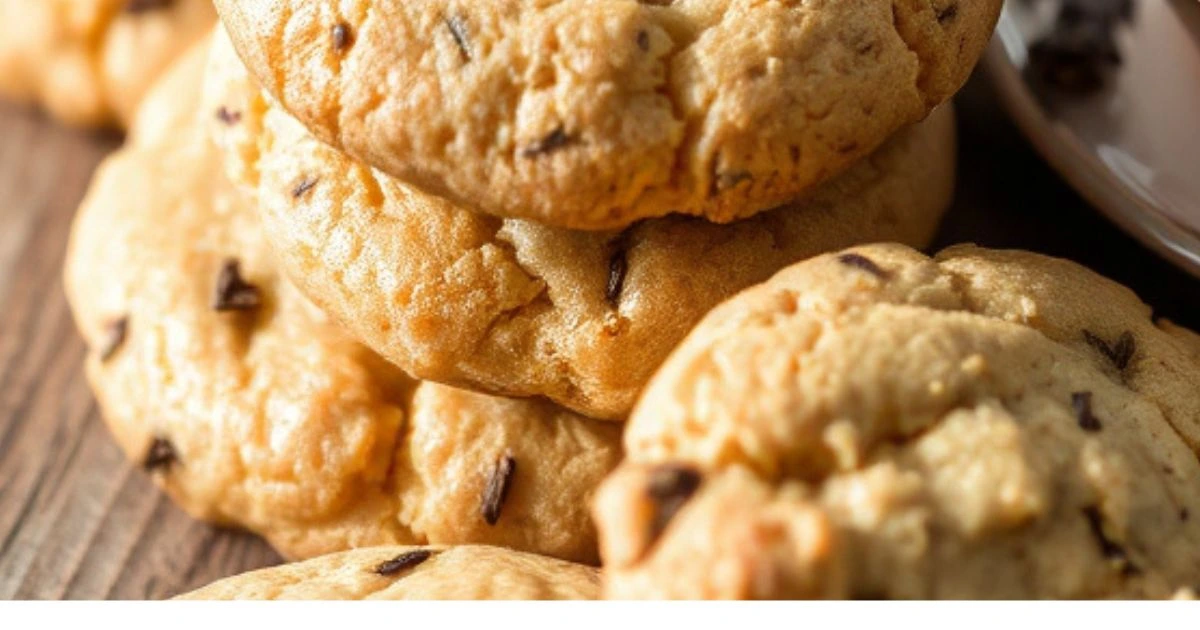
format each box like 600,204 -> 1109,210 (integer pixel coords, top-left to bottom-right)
0,0 -> 215,127
204,29 -> 958,420
212,0 -> 997,230
64,35 -> 621,564
593,243 -> 1200,599
177,545 -> 599,600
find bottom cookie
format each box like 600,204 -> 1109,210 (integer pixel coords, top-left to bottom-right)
64,34 -> 620,565
176,545 -> 599,600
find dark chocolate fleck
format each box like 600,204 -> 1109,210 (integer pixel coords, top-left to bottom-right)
521,127 -> 576,158
215,106 -> 241,125
606,244 -> 629,308
99,317 -> 129,362
835,140 -> 861,154
935,3 -> 959,24
1109,331 -> 1136,370
1082,505 -> 1139,576
332,23 -> 353,51
481,452 -> 516,526
212,259 -> 262,312
142,437 -> 177,471
1182,508 -> 1191,522
126,0 -> 173,13
1083,330 -> 1135,371
373,549 -> 433,576
637,30 -> 651,51
1071,391 -> 1103,432
446,16 -> 472,61
713,170 -> 752,194
837,253 -> 890,279
291,176 -> 319,199
645,464 -> 702,544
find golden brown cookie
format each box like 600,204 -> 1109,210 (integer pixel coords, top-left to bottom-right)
593,243 -> 1200,598
0,0 -> 215,127
213,0 -> 997,230
64,35 -> 620,564
204,29 -> 958,419
177,545 -> 599,600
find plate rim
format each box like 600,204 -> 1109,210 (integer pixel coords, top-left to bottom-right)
983,14 -> 1200,279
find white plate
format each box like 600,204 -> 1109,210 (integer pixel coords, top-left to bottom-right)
985,0 -> 1200,276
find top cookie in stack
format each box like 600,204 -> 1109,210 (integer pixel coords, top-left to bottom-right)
214,0 -> 1001,230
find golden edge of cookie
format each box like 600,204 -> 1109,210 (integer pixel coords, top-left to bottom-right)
175,545 -> 600,600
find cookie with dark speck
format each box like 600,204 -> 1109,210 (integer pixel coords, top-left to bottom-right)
177,546 -> 599,600
594,243 -> 1200,599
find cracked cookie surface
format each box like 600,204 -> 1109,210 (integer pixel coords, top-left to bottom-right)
593,243 -> 1200,598
177,545 -> 599,600
205,29 -> 957,419
213,0 -> 999,229
64,36 -> 620,564
0,0 -> 215,127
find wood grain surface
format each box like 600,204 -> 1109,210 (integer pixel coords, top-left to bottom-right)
0,100 -> 282,601
0,74 -> 1197,600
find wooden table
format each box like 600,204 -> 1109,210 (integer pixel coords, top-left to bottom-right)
1,72 -> 1197,600
0,104 -> 283,601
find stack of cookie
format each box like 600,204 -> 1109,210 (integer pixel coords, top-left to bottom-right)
66,35 -> 623,576
58,0 -> 1200,601
201,0 -> 982,422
